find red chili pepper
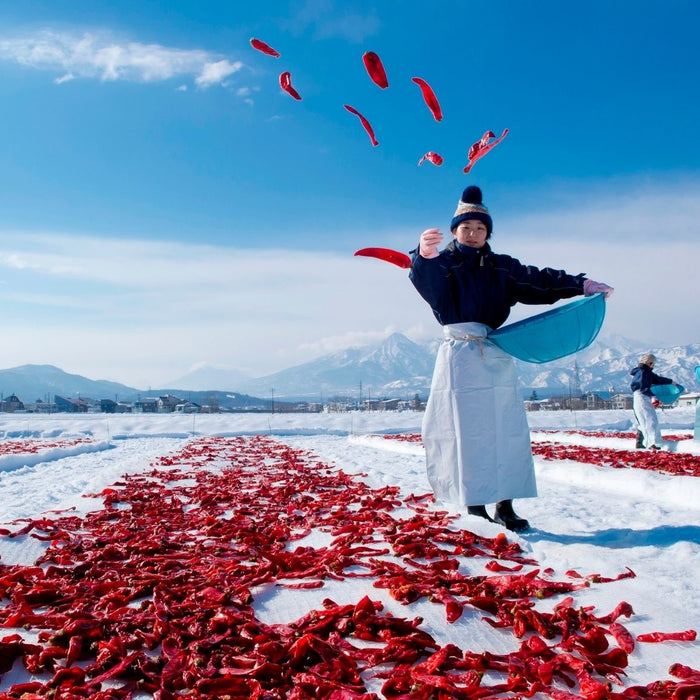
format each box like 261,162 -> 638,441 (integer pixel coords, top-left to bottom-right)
463,128 -> 509,173
485,560 -> 524,573
672,684 -> 700,700
636,629 -> 697,643
417,151 -> 444,167
596,600 -> 635,624
669,664 -> 700,681
608,621 -> 635,654
277,579 -> 324,589
354,247 -> 412,269
343,104 -> 379,146
250,37 -> 280,58
362,51 -> 389,88
279,71 -> 302,100
411,77 -> 442,121
429,589 -> 464,623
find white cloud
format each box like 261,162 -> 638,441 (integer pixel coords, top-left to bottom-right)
0,232 -> 428,386
194,59 -> 243,88
0,29 -> 245,88
0,179 -> 698,388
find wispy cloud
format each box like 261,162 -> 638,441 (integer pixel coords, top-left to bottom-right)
0,233 -> 425,385
0,29 -> 244,88
286,0 -> 380,42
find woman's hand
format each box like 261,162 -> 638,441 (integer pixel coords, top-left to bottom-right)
583,279 -> 614,299
419,228 -> 443,259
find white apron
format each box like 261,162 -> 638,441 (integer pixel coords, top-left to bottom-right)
633,390 -> 663,448
422,322 -> 537,506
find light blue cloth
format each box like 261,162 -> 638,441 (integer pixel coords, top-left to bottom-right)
489,294 -> 605,364
422,322 -> 537,506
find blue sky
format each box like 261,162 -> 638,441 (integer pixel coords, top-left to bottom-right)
1,0 -> 699,389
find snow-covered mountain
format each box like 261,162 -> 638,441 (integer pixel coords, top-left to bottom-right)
235,332 -> 700,401
3,334 -> 698,404
234,333 -> 435,400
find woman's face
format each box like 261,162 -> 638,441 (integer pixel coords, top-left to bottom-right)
453,219 -> 488,248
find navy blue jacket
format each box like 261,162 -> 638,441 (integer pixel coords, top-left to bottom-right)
630,364 -> 672,396
409,241 -> 586,330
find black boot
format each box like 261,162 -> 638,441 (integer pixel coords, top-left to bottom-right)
467,505 -> 494,522
494,500 -> 529,532
635,431 -> 644,449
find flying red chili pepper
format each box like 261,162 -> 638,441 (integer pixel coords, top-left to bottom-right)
354,247 -> 412,269
279,71 -> 302,100
463,128 -> 509,173
343,104 -> 379,146
411,77 -> 442,121
249,37 -> 280,58
362,51 -> 389,88
417,151 -> 444,167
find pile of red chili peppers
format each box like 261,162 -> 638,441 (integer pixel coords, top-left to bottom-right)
0,438 -> 94,458
1,435 -> 697,698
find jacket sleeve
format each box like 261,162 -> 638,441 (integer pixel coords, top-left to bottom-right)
496,255 -> 586,305
650,372 -> 673,386
408,250 -> 451,322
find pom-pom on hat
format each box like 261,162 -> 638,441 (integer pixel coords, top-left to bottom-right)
450,185 -> 493,234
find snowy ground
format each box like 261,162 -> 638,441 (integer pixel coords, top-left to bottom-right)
0,407 -> 698,695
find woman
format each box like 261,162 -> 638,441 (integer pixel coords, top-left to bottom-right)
409,185 -> 613,531
630,353 -> 675,449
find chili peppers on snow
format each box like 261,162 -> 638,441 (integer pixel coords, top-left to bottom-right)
1,434 -> 694,698
636,630 -> 697,643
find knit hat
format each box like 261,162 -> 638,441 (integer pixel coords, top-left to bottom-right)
640,353 -> 656,366
450,185 -> 493,234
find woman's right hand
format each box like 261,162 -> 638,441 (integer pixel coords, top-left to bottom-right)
419,228 -> 443,259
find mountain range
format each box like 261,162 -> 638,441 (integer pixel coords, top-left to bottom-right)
1,332 -> 698,405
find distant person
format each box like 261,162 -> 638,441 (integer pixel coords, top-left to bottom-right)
630,353 -> 677,450
409,185 -> 613,532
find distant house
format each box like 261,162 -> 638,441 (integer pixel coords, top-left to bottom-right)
135,397 -> 158,413
174,401 -> 200,413
676,393 -> 699,408
610,393 -> 633,410
585,391 -> 612,410
158,395 -> 184,412
0,394 -> 25,412
55,395 -> 89,413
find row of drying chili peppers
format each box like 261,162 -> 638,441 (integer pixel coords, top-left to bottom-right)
535,431 -> 691,443
375,433 -> 700,478
0,435 -> 696,698
0,438 -> 94,457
